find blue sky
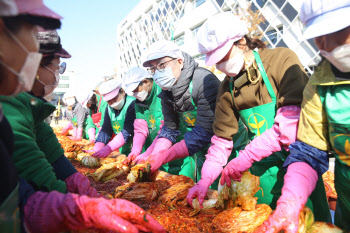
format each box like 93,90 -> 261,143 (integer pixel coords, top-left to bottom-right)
45,0 -> 140,92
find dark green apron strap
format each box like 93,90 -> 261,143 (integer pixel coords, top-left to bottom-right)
309,177 -> 332,222
253,50 -> 276,103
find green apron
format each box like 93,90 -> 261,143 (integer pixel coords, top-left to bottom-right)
71,115 -> 97,140
162,81 -> 199,182
318,84 -> 350,230
230,51 -> 331,222
0,184 -> 20,233
168,82 -> 248,188
135,83 -> 163,149
108,95 -> 134,155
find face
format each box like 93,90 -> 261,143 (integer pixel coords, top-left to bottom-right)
314,26 -> 350,52
107,89 -> 125,106
132,79 -> 151,94
149,56 -> 183,79
0,19 -> 39,95
32,57 -> 60,96
217,38 -> 247,65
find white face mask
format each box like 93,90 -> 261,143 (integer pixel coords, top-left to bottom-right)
216,46 -> 244,77
0,27 -> 42,95
320,44 -> 350,73
110,96 -> 125,110
133,84 -> 149,102
66,97 -> 76,106
36,65 -> 60,97
153,59 -> 179,90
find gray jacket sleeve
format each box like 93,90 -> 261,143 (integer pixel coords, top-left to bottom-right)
74,104 -> 86,128
192,67 -> 220,134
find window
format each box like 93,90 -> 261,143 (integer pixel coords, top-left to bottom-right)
57,84 -> 69,88
256,0 -> 268,8
192,24 -> 203,41
195,0 -> 206,7
175,34 -> 184,46
60,76 -> 69,80
193,53 -> 205,61
175,10 -> 184,19
263,26 -> 283,46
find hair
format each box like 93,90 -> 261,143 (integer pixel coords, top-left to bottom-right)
3,16 -> 23,33
87,94 -> 97,105
235,35 -> 267,50
40,55 -> 55,66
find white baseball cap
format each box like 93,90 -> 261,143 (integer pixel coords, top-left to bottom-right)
142,40 -> 184,67
123,67 -> 151,95
300,0 -> 350,39
99,79 -> 122,101
197,12 -> 248,66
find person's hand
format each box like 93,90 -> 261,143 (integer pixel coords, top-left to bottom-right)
65,172 -> 99,197
133,150 -> 152,164
88,128 -> 96,144
24,191 -> 166,233
186,180 -> 210,209
128,150 -> 141,163
220,156 -> 251,186
83,142 -> 105,153
254,202 -> 300,233
139,152 -> 165,173
139,140 -> 189,173
71,127 -> 83,141
61,122 -> 73,136
254,162 -> 318,233
91,145 -> 113,158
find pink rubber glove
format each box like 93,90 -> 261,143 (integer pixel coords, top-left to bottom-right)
143,139 -> 188,173
68,127 -> 77,140
84,142 -> 105,153
91,145 -> 112,158
187,135 -> 233,208
24,191 -> 166,233
254,162 -> 318,233
87,127 -> 96,143
131,136 -> 159,164
221,106 -> 301,186
61,122 -> 73,135
128,119 -> 149,161
132,120 -> 164,164
65,172 -> 99,197
137,137 -> 173,165
92,133 -> 125,158
72,127 -> 83,141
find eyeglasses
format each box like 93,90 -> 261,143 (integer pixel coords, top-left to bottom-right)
147,58 -> 177,75
46,62 -> 67,74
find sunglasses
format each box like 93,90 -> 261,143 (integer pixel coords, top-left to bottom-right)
44,62 -> 67,74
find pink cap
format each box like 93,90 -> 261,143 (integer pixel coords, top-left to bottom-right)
99,79 -> 122,101
197,12 -> 248,66
102,88 -> 120,101
0,0 -> 62,19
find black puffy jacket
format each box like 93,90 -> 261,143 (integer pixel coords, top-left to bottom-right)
158,52 -> 220,155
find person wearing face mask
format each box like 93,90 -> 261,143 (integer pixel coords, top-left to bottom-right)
61,91 -> 97,143
0,1 -> 164,233
85,91 -> 108,129
133,39 -> 234,184
89,78 -> 136,158
1,27 -> 102,198
188,11 -> 332,222
256,1 -> 350,232
122,67 -> 165,162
